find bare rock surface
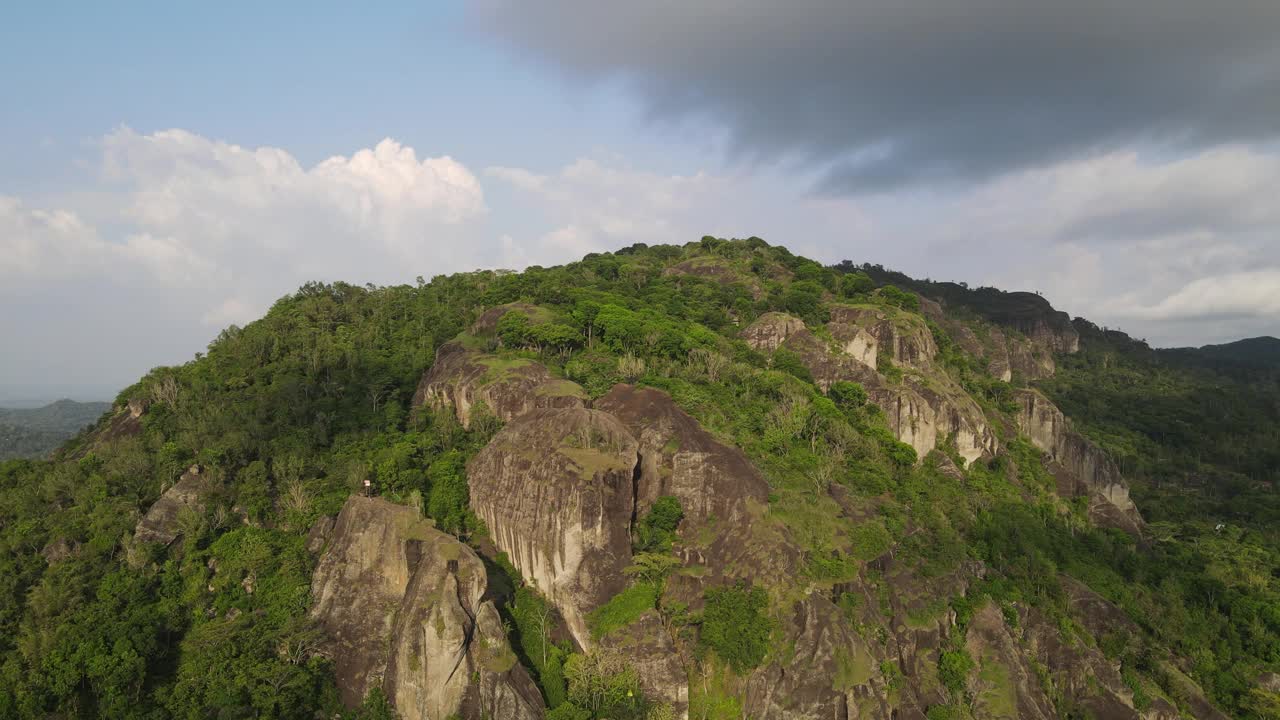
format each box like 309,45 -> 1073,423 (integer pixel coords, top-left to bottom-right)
739,311 -> 807,353
467,406 -> 639,649
134,465 -> 209,545
596,384 -> 799,606
597,610 -> 689,716
963,603 -> 1057,720
1013,389 -> 1143,533
741,311 -> 998,464
412,340 -> 585,428
310,496 -> 542,720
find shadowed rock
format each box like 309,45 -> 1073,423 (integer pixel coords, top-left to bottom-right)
595,384 -> 799,607
597,610 -> 688,716
963,603 -> 1057,719
134,465 -> 209,545
310,496 -> 542,720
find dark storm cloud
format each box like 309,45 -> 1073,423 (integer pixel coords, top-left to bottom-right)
473,0 -> 1280,190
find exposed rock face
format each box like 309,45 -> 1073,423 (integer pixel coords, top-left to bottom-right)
597,611 -> 688,716
1054,577 -> 1227,720
979,291 -> 1081,355
134,466 -> 209,545
596,384 -> 798,606
413,341 -> 586,428
829,305 -> 938,372
740,311 -> 807,353
963,603 -> 1057,719
1012,389 -> 1143,533
997,327 -> 1057,380
310,496 -> 543,720
662,256 -> 768,299
467,407 -> 639,649
743,595 -> 884,720
470,302 -> 548,335
741,311 -> 998,464
596,384 -> 768,529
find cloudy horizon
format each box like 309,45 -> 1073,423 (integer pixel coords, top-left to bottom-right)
3,1 -> 1278,404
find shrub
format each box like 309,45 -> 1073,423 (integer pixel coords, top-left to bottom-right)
700,582 -> 773,673
590,583 -> 660,639
938,649 -> 974,695
829,380 -> 868,410
633,496 -> 684,553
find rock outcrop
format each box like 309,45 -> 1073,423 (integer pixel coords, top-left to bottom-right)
467,407 -> 639,649
597,610 -> 688,716
596,384 -> 798,605
134,465 -> 209,545
741,310 -> 999,464
739,312 -> 807,353
963,603 -> 1057,719
1012,389 -> 1143,533
310,496 -> 543,720
412,341 -> 586,428
829,305 -> 938,372
662,256 -> 769,299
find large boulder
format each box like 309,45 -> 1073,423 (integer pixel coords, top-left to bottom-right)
412,341 -> 586,428
134,465 -> 209,545
310,496 -> 543,720
467,407 -> 639,649
740,311 -> 807,353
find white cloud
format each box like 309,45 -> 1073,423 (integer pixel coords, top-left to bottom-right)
485,157 -> 734,265
1129,270 -> 1280,321
1,129 -> 493,393
0,197 -> 109,278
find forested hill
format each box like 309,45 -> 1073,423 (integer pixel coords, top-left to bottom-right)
0,399 -> 110,461
1,237 -> 1276,720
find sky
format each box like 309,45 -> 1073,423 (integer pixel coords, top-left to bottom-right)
2,1 -> 1278,404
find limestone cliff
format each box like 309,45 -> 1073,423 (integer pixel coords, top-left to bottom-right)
1012,389 -> 1143,533
310,496 -> 543,720
467,407 -> 639,649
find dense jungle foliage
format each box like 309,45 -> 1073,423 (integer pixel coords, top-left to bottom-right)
0,237 -> 1275,718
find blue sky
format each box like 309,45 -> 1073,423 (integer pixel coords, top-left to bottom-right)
2,1 -> 1279,403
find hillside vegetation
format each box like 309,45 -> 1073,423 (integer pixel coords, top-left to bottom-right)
0,238 -> 1275,719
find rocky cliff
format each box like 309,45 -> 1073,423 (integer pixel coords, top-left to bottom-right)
741,309 -> 999,464
309,496 -> 543,720
467,406 -> 639,649
1012,389 -> 1143,534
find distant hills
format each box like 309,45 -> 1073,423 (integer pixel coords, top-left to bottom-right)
1162,335 -> 1280,372
0,399 -> 111,460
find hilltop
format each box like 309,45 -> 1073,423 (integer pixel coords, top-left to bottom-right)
0,238 -> 1275,720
